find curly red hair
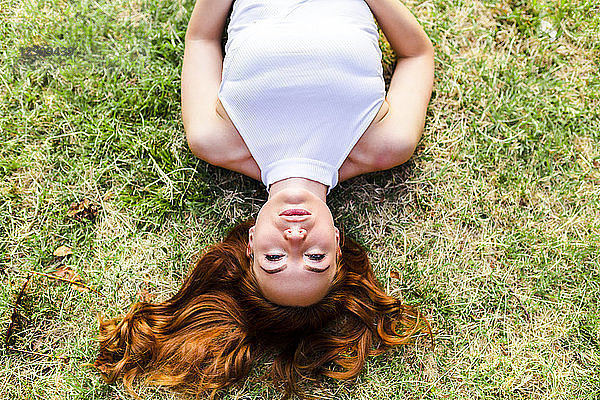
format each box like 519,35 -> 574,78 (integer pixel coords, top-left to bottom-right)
95,220 -> 430,399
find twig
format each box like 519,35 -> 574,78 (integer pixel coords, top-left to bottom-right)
6,345 -> 69,362
29,270 -> 103,296
5,274 -> 33,347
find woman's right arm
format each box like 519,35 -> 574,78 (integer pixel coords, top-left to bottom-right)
182,0 -> 261,180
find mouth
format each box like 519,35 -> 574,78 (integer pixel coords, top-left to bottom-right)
279,208 -> 311,222
279,208 -> 311,216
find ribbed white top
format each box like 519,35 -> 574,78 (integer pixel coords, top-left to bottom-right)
218,0 -> 385,190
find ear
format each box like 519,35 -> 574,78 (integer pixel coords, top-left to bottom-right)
247,226 -> 255,257
334,227 -> 341,257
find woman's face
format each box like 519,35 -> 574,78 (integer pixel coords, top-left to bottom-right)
248,187 -> 340,307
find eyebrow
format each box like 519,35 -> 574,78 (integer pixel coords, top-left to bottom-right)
259,264 -> 330,275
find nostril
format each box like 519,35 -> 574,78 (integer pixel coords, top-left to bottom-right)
284,228 -> 307,239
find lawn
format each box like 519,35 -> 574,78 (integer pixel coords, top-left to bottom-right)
1,0 -> 599,399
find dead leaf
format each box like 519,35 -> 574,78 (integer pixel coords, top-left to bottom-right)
138,288 -> 155,302
593,160 -> 600,168
67,198 -> 98,221
72,285 -> 90,293
52,266 -> 89,292
94,359 -> 112,373
53,245 -> 73,257
138,276 -> 156,302
53,265 -> 79,280
389,270 -> 400,280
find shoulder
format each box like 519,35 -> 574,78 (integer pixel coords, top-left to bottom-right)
340,99 -> 421,180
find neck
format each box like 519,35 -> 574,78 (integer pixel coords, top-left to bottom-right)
269,178 -> 328,202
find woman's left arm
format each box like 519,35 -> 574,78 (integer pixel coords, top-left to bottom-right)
339,0 -> 434,181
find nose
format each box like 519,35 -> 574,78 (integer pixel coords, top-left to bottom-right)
283,227 -> 307,240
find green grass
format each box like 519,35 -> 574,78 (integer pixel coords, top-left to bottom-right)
1,0 -> 599,398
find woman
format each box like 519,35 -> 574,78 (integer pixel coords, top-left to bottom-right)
96,0 -> 434,397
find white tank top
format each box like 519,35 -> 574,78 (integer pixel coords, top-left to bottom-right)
218,0 -> 385,190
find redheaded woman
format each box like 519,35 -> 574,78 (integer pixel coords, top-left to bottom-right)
96,0 -> 434,397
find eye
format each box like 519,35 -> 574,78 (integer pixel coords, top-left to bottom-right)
265,254 -> 284,262
306,253 -> 325,261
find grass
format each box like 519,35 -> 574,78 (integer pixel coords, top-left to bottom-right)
1,0 -> 599,398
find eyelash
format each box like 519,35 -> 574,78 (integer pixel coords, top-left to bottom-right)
264,254 -> 326,261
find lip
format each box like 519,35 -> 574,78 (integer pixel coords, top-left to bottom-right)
280,215 -> 310,223
279,208 -> 311,216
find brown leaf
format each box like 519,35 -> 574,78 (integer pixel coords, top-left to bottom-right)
593,160 -> 600,168
67,198 -> 98,221
53,245 -> 73,257
138,288 -> 155,302
72,284 -> 90,293
53,265 -> 80,281
52,266 -> 89,292
389,270 -> 400,280
94,359 -> 112,373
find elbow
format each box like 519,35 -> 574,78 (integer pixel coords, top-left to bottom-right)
411,36 -> 434,70
415,26 -> 435,59
185,126 -> 220,166
371,132 -> 420,171
423,35 -> 434,58
185,128 -> 203,159
185,124 -> 245,169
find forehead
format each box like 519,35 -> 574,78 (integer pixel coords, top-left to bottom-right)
252,261 -> 335,292
258,261 -> 331,273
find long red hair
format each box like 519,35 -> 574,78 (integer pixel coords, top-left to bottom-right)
95,220 -> 430,398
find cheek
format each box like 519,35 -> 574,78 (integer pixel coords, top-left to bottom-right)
251,233 -> 276,255
328,266 -> 338,283
253,219 -> 280,242
319,229 -> 338,252
250,262 -> 266,288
